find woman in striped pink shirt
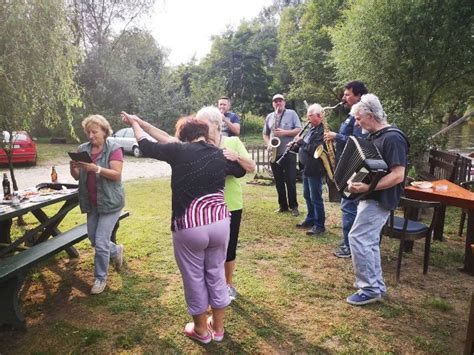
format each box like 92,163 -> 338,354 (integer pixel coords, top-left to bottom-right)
122,113 -> 245,343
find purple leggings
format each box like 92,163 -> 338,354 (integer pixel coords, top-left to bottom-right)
173,218 -> 230,315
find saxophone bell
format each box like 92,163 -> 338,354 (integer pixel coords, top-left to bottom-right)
270,137 -> 281,149
313,102 -> 341,181
269,137 -> 281,163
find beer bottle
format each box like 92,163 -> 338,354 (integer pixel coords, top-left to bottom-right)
3,173 -> 11,199
51,166 -> 58,183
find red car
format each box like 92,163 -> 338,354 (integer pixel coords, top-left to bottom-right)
0,131 -> 37,165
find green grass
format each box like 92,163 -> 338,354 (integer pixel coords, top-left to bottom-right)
1,176 -> 473,353
36,143 -> 78,165
423,297 -> 454,312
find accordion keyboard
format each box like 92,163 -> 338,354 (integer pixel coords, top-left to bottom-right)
334,137 -> 388,199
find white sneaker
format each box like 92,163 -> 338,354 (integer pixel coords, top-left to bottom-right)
90,279 -> 107,295
114,244 -> 124,272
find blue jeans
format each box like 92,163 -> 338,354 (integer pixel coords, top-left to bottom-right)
302,174 -> 325,230
341,197 -> 358,248
349,200 -> 389,297
87,209 -> 121,281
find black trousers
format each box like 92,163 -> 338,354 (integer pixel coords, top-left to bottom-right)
226,209 -> 242,262
270,153 -> 298,210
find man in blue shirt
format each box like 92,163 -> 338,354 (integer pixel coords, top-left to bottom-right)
324,81 -> 368,258
218,96 -> 241,137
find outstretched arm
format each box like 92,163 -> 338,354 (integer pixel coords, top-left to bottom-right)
121,111 -> 178,143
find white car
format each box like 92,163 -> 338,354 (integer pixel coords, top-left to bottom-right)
108,127 -> 155,157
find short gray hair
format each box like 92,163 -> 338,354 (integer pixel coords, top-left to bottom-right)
196,106 -> 223,132
352,94 -> 387,124
307,103 -> 323,116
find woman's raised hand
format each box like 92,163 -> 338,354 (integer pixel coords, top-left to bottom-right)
121,111 -> 141,126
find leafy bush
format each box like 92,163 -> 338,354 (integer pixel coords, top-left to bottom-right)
241,112 -> 265,135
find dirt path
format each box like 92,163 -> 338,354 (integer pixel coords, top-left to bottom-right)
5,159 -> 172,189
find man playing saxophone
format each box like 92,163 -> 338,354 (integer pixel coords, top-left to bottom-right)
324,81 -> 368,258
292,104 -> 327,236
263,94 -> 302,216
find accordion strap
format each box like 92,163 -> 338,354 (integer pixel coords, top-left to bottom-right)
368,126 -> 410,152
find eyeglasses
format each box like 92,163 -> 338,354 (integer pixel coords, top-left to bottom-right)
359,97 -> 374,113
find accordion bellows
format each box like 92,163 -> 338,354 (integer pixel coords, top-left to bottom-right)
334,136 -> 388,200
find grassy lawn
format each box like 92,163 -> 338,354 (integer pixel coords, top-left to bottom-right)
0,176 -> 472,353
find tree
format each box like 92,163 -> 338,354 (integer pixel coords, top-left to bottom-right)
67,0 -> 156,53
0,0 -> 82,190
77,29 -> 186,134
329,0 -> 473,159
188,21 -> 277,116
278,0 -> 346,104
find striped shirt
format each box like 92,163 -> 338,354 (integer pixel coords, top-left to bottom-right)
138,139 -> 246,231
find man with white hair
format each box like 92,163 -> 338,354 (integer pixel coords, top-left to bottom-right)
293,104 -> 327,236
346,93 -> 408,306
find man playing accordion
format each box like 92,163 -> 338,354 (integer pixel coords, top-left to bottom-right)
345,94 -> 408,306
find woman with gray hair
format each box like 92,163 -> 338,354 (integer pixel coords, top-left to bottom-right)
121,111 -> 246,343
196,106 -> 256,304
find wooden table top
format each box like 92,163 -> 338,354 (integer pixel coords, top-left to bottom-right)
405,179 -> 474,209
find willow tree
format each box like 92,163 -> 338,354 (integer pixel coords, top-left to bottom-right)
0,0 -> 82,190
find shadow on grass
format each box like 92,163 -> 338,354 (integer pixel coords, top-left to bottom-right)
228,295 -> 330,353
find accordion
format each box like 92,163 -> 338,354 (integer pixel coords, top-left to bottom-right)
334,136 -> 388,200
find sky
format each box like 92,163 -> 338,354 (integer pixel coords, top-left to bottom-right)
147,0 -> 274,66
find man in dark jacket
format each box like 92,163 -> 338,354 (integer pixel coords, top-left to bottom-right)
294,103 -> 326,236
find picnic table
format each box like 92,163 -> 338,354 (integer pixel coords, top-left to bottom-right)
0,182 -> 130,329
405,179 -> 474,275
0,183 -> 80,257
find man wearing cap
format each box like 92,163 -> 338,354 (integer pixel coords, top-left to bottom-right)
263,94 -> 302,216
218,96 -> 241,137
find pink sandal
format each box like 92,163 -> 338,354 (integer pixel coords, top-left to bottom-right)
184,322 -> 212,344
207,317 -> 225,342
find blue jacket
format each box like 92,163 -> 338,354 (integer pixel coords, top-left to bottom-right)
335,114 -> 364,161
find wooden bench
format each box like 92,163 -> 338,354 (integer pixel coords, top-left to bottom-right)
418,149 -> 472,184
0,210 -> 129,329
417,149 -> 460,182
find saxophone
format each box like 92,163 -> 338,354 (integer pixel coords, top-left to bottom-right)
268,112 -> 281,163
314,102 -> 343,181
